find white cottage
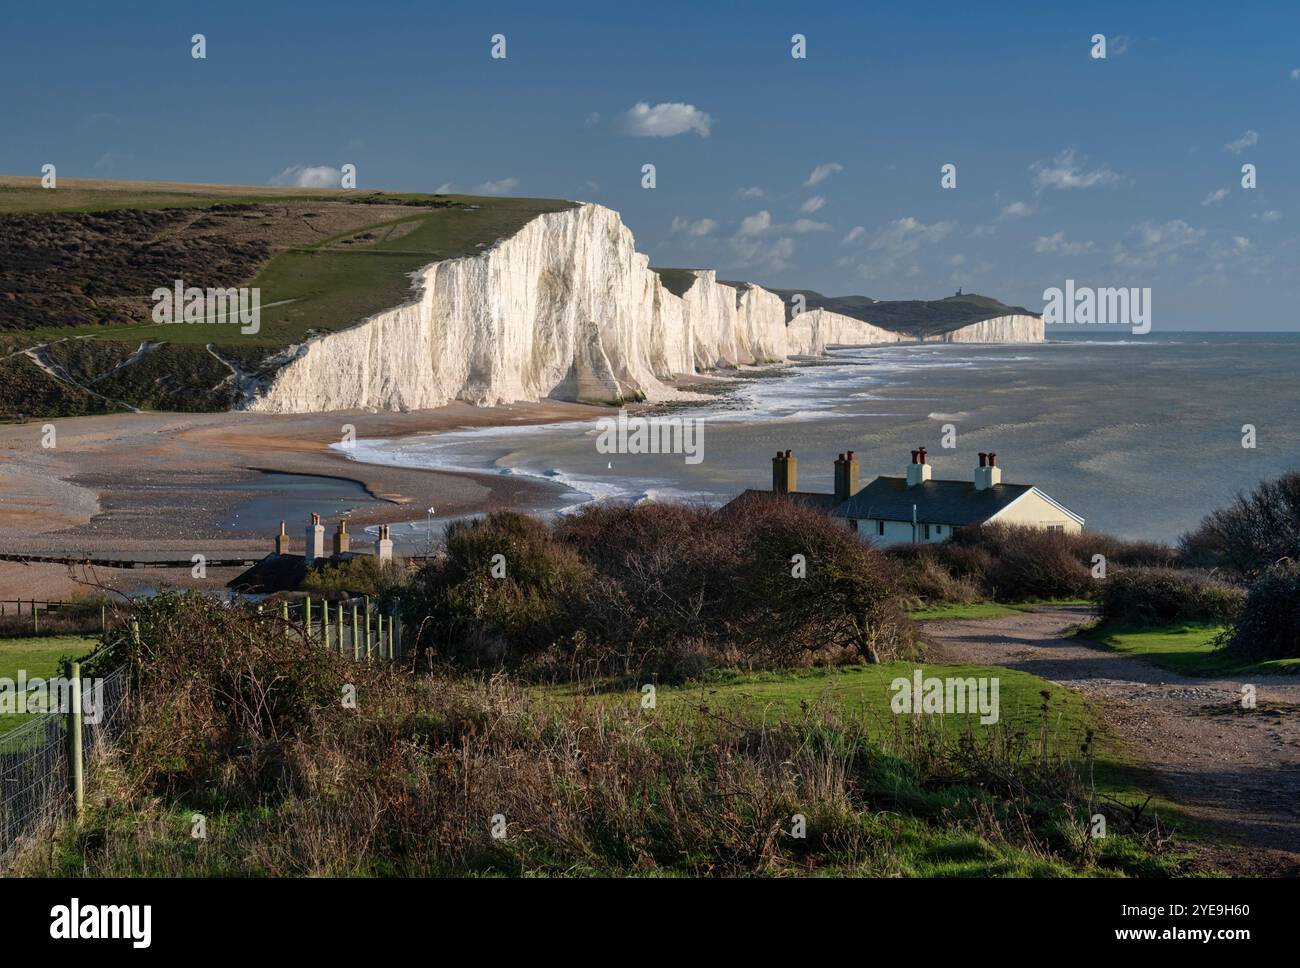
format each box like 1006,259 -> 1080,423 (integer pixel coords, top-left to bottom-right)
731,447 -> 1083,545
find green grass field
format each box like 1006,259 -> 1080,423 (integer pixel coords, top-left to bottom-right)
907,599 -> 1094,621
3,180 -> 576,349
551,660 -> 1148,798
0,635 -> 98,728
1091,624 -> 1300,677
537,661 -> 1195,875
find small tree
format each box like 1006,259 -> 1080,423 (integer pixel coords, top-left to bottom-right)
1181,472 -> 1300,578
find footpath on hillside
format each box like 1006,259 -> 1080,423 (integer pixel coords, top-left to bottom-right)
920,605 -> 1300,876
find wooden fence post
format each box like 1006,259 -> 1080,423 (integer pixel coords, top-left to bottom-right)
68,660 -> 84,816
337,602 -> 344,656
351,605 -> 360,661
322,598 -> 330,649
306,596 -> 313,640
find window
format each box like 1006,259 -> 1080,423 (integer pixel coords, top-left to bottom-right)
876,520 -> 885,536
1047,524 -> 1065,533
922,524 -> 931,540
935,525 -> 943,535
849,518 -> 858,532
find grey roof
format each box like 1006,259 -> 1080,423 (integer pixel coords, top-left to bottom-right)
723,489 -> 841,513
829,477 -> 1035,526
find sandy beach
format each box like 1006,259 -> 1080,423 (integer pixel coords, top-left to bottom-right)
0,400 -> 609,598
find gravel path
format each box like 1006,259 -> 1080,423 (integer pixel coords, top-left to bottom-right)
920,606 -> 1300,875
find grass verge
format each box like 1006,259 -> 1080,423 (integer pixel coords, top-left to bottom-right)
1089,624 -> 1300,678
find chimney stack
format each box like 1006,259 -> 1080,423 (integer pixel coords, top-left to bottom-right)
375,524 -> 394,563
906,446 -> 932,487
974,451 -> 1003,490
305,512 -> 325,563
333,518 -> 350,556
834,450 -> 860,505
772,449 -> 797,495
275,520 -> 291,556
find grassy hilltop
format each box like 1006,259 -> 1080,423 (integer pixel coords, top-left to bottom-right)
0,177 -> 573,415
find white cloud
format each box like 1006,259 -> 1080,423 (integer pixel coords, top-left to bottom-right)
1112,219 -> 1206,268
790,219 -> 831,234
435,182 -> 454,194
729,236 -> 795,271
856,216 -> 955,278
1252,210 -> 1282,222
475,177 -> 519,194
1033,231 -> 1095,256
805,162 -> 843,186
1030,148 -> 1123,193
1201,188 -> 1230,206
584,112 -> 601,127
870,216 -> 954,251
736,186 -> 765,199
670,216 -> 717,237
736,210 -> 772,236
1291,68 -> 1300,80
1000,201 -> 1033,219
842,225 -> 866,244
622,101 -> 712,138
800,196 -> 826,213
270,165 -> 343,188
1224,130 -> 1258,154
1109,35 -> 1131,57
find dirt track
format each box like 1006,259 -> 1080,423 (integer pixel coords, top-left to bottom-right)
920,606 -> 1300,875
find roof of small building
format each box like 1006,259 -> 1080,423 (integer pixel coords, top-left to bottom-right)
830,477 -> 1035,526
724,489 -> 842,513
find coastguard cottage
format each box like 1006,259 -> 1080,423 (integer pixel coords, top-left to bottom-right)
731,447 -> 1083,546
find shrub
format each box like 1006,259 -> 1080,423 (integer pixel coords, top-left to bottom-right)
887,544 -> 985,606
301,555 -> 407,597
560,498 -> 912,671
1099,567 -> 1245,627
1180,472 -> 1300,578
949,525 -> 1095,602
406,511 -> 589,664
1226,561 -> 1300,661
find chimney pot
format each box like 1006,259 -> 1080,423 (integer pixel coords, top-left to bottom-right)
988,452 -> 996,467
785,449 -> 793,458
918,447 -> 928,465
910,449 -> 919,464
978,452 -> 987,467
847,450 -> 855,460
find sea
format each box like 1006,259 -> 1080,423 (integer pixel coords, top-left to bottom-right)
335,332 -> 1300,545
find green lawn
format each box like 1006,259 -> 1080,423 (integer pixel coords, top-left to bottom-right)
0,635 -> 99,728
551,660 -> 1134,793
908,599 -> 1094,622
538,662 -> 1194,875
1091,624 -> 1300,677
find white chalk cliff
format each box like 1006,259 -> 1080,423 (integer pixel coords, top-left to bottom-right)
929,314 -> 1044,343
244,203 -> 1039,414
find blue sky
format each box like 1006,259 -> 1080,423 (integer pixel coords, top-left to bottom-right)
2,0 -> 1297,329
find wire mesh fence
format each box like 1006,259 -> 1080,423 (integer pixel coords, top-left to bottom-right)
0,664 -> 130,869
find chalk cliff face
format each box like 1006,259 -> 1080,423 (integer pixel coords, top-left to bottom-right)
930,314 -> 1045,343
244,203 -> 1038,414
